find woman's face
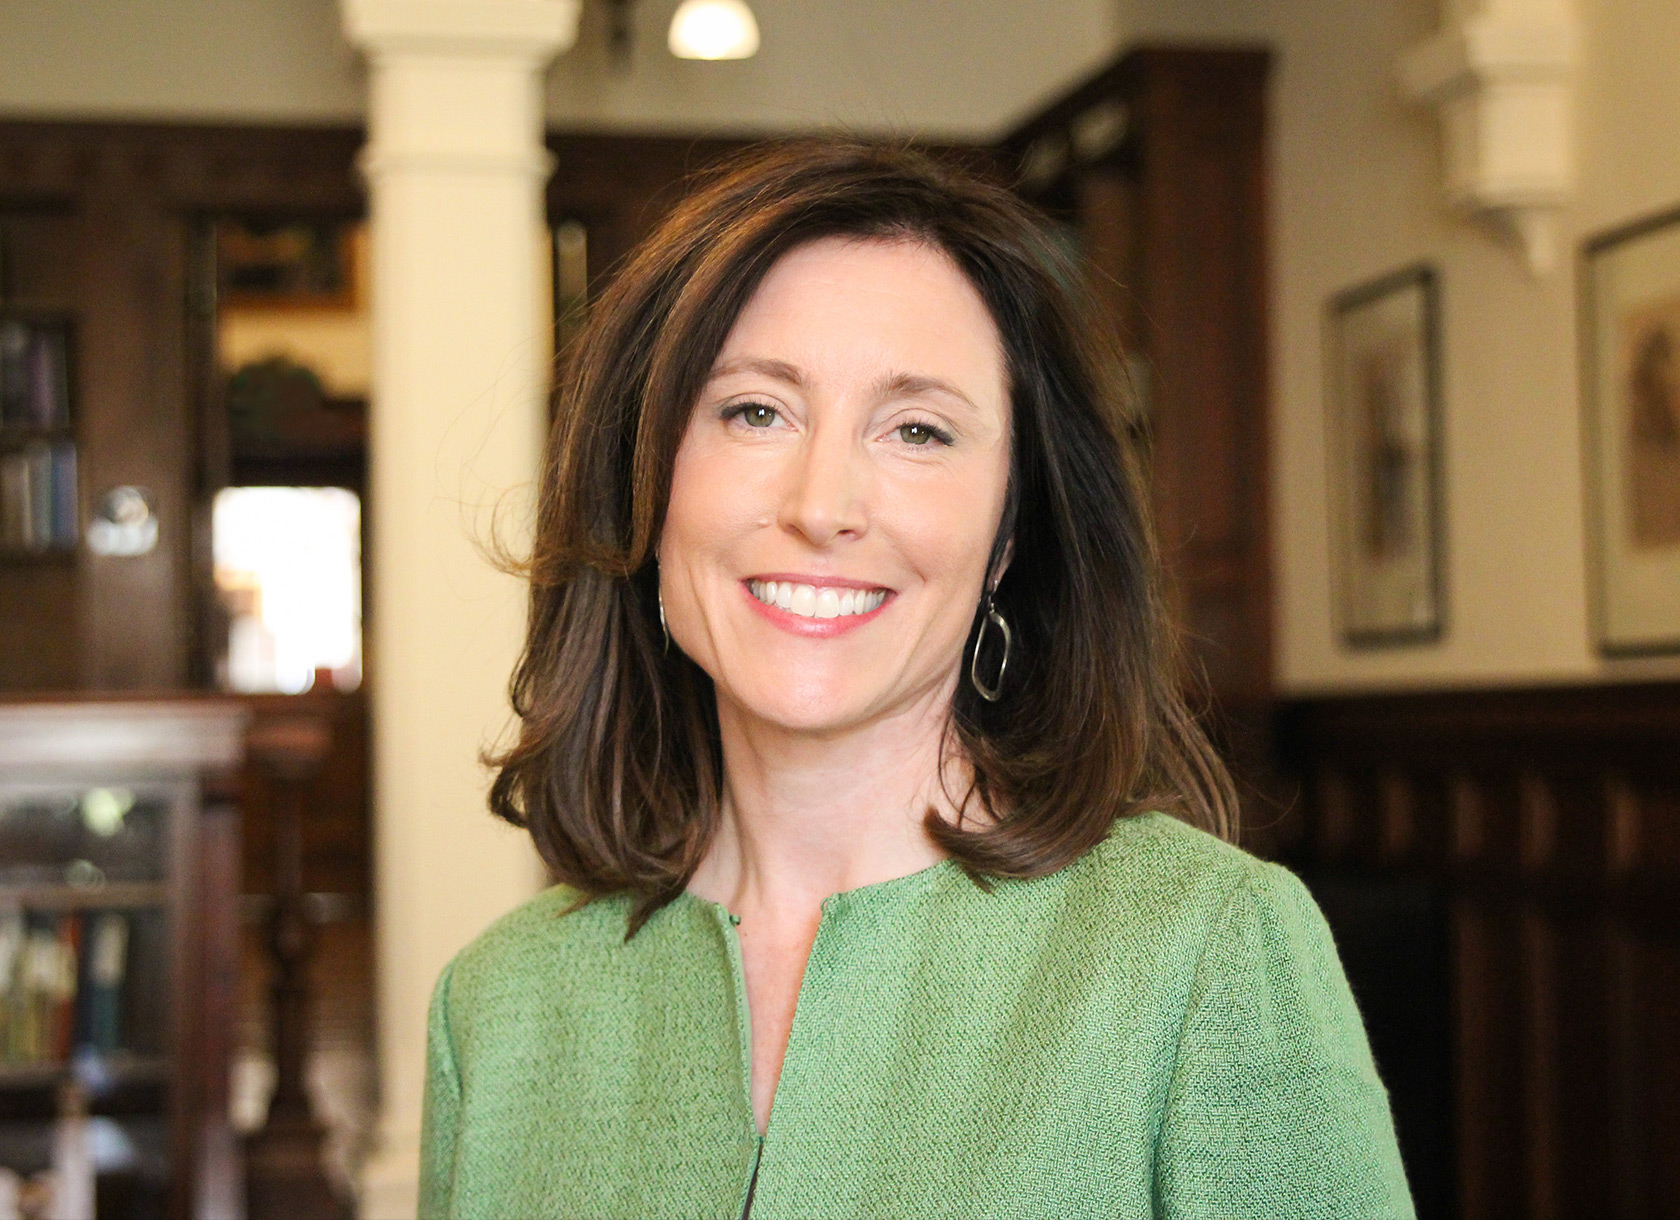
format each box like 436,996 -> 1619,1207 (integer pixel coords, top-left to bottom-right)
660,236 -> 1012,735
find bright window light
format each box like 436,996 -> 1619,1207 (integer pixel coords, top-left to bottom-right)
213,487 -> 362,694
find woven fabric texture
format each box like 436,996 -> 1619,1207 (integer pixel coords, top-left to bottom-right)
420,811 -> 1416,1219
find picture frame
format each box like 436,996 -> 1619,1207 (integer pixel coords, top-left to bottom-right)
1583,206 -> 1680,655
217,218 -> 357,311
1325,264 -> 1444,647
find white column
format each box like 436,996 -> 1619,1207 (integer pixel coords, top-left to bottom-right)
341,3 -> 579,1217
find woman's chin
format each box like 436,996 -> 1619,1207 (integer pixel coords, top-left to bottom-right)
718,679 -> 894,737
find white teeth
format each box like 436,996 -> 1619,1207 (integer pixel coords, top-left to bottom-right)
748,581 -> 887,620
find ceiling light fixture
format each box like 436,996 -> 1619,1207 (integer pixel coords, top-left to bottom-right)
668,0 -> 759,60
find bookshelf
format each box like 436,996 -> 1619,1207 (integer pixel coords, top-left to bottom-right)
0,698 -> 247,1220
0,311 -> 77,559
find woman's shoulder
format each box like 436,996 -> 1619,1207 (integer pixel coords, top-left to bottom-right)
1036,810 -> 1328,971
1069,809 -> 1294,911
436,884 -> 641,1013
1111,816 -> 1413,1215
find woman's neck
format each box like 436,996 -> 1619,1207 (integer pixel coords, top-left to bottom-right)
687,678 -> 965,919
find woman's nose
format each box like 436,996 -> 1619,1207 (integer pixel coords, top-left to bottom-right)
778,422 -> 869,547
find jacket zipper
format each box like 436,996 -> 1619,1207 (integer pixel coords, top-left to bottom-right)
739,1135 -> 763,1220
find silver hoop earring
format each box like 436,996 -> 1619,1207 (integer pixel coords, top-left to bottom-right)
969,596 -> 1011,703
658,587 -> 670,654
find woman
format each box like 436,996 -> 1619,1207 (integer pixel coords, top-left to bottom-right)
421,141 -> 1414,1219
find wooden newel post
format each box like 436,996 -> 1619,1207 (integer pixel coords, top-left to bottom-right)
243,712 -> 348,1220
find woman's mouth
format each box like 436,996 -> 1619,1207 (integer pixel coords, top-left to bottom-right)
747,579 -> 889,620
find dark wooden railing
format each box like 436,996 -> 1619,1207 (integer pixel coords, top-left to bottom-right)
240,694 -> 363,1220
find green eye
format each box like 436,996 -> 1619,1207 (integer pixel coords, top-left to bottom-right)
898,423 -> 935,445
736,404 -> 778,428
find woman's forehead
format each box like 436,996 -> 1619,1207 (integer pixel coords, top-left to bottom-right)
711,235 -> 1006,407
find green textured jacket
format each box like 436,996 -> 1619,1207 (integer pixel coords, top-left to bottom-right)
420,812 -> 1415,1219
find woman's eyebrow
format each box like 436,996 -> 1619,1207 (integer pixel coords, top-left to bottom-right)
706,360 -> 981,414
875,371 -> 980,414
707,356 -> 807,387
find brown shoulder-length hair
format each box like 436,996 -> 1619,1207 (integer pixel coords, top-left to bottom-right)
488,139 -> 1236,931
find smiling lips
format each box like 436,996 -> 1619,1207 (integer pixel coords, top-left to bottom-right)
747,579 -> 889,620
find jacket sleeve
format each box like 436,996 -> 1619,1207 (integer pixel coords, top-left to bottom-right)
418,959 -> 463,1220
1153,861 -> 1416,1220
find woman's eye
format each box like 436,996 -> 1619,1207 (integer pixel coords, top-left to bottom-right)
735,404 -> 779,428
897,422 -> 945,446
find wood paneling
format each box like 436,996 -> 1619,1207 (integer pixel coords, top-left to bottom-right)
1279,683 -> 1680,1220
542,133 -> 992,299
544,133 -> 749,288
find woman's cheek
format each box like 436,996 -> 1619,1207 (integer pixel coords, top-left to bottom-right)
670,439 -> 760,549
885,455 -> 1004,575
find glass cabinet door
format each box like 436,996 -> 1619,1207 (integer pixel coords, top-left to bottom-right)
0,780 -> 182,1217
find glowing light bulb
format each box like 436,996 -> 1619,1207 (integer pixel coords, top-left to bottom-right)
668,0 -> 759,60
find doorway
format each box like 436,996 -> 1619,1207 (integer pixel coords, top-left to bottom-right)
197,213 -> 375,1198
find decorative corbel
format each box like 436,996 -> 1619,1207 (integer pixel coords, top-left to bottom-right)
1399,0 -> 1577,275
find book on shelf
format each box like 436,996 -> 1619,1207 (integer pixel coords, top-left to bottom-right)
82,912 -> 127,1057
0,907 -> 21,1059
53,916 -> 81,1063
0,322 -> 26,427
13,917 -> 55,1064
0,439 -> 77,552
50,441 -> 76,543
0,455 -> 23,548
26,442 -> 52,550
0,907 -> 127,1069
27,328 -> 71,430
0,320 -> 68,431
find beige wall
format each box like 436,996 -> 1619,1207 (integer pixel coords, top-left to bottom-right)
1124,0 -> 1680,692
0,0 -> 365,121
0,0 -> 1118,139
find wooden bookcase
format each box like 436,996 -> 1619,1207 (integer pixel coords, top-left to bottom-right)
1002,45 -> 1274,703
0,698 -> 246,1220
0,199 -> 86,692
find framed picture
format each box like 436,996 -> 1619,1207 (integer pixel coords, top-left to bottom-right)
1326,264 -> 1444,647
217,218 -> 357,310
1583,207 -> 1680,654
